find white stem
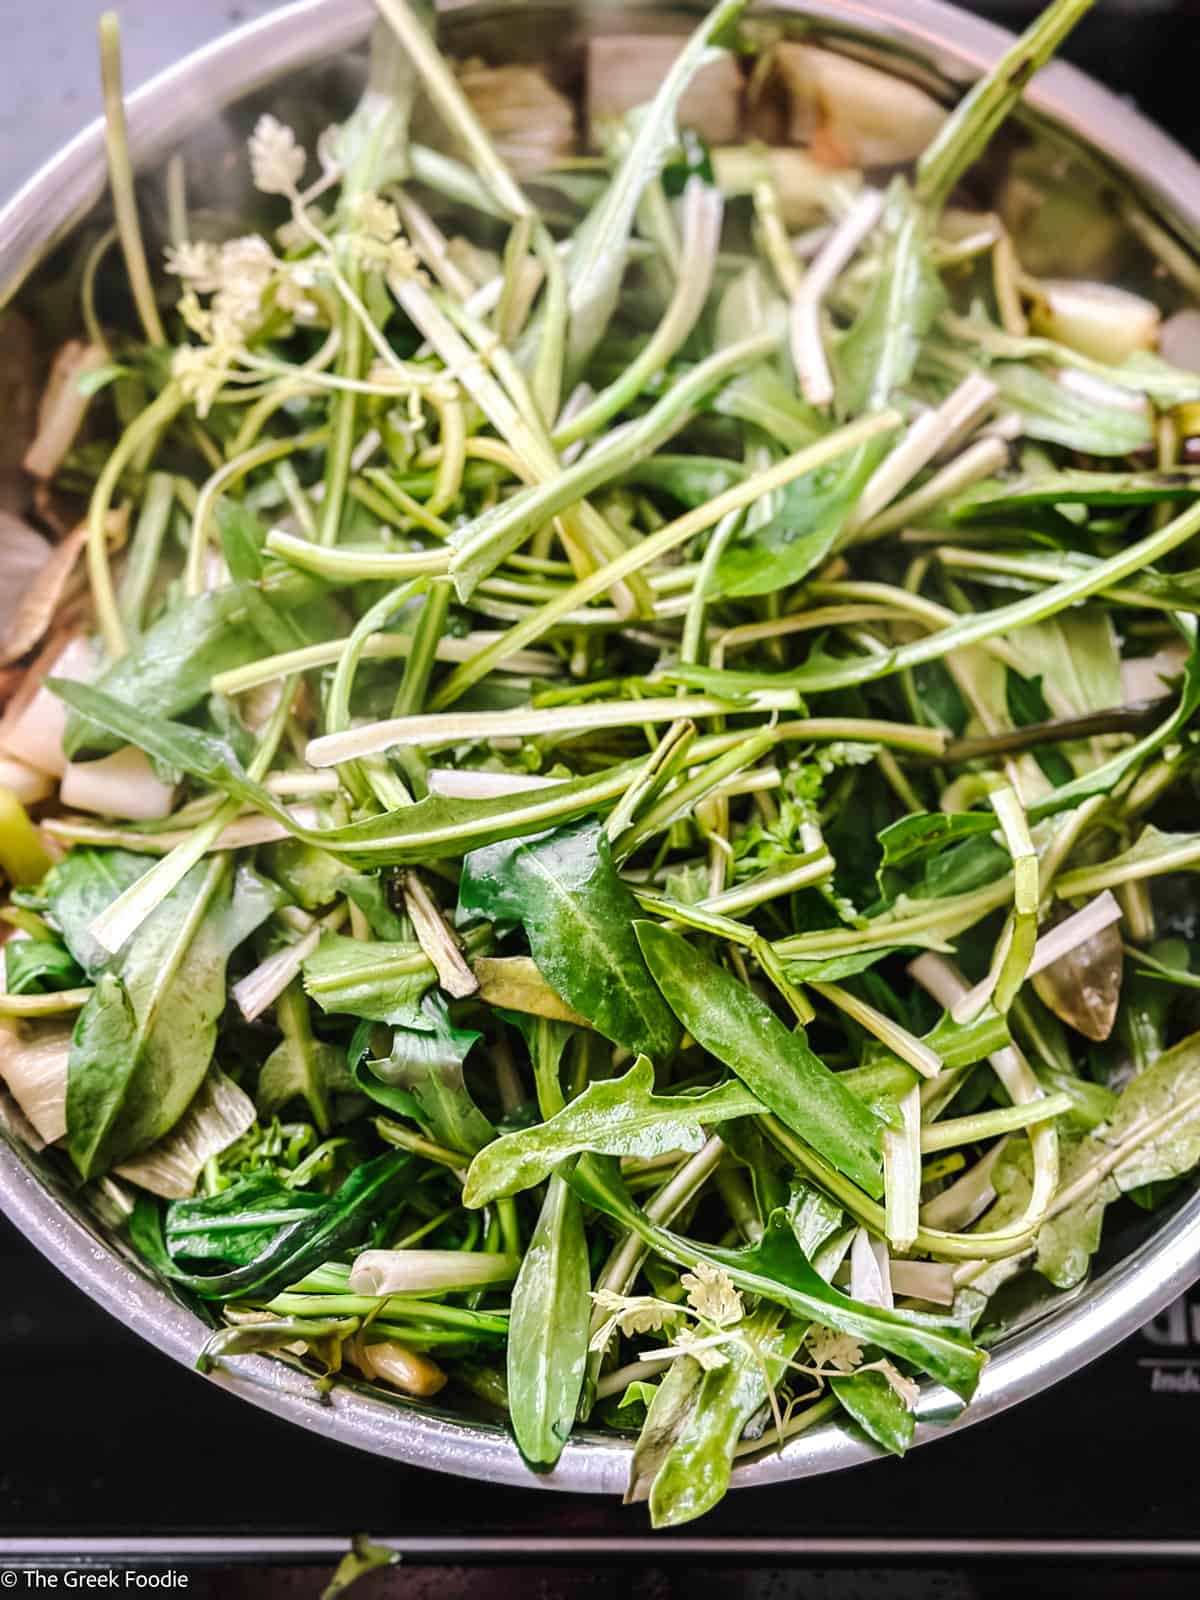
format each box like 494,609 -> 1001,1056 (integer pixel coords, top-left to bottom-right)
790,189 -> 885,407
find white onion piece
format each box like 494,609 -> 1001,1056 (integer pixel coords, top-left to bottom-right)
349,1249 -> 519,1296
920,1140 -> 1008,1231
0,756 -> 53,806
61,746 -> 177,821
0,634 -> 94,776
22,341 -> 109,479
1121,646 -> 1188,703
849,1227 -> 893,1309
889,1259 -> 957,1306
426,768 -> 563,799
587,35 -> 742,146
762,44 -> 945,168
114,1068 -> 256,1198
0,1022 -> 70,1145
1160,308 -> 1200,374
1029,280 -> 1160,366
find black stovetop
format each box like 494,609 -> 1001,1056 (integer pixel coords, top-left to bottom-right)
1,1210 -> 1199,1570
3,1 -> 1200,1586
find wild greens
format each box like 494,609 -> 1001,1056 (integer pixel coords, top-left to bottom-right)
7,0 -> 1200,1528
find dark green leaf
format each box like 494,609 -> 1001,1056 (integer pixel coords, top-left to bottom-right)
571,1161 -> 983,1401
130,1149 -> 412,1300
646,1310 -> 805,1528
460,820 -> 680,1062
713,449 -> 877,598
164,1172 -> 328,1265
635,922 -> 884,1197
831,1368 -> 915,1456
507,1173 -> 591,1468
4,938 -> 83,996
373,992 -> 492,1155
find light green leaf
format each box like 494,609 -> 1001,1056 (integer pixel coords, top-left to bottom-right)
464,1056 -> 760,1207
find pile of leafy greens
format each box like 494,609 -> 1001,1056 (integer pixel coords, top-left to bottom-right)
5,0 -> 1200,1527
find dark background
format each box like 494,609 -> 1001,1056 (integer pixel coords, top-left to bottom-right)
3,1 -> 1200,1595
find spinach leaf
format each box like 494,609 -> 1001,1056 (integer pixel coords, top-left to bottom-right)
164,1172 -> 328,1265
460,820 -> 680,1062
372,992 -> 493,1155
635,922 -> 885,1197
66,861 -> 283,1178
44,848 -> 152,975
507,1172 -> 591,1468
302,934 -> 435,1026
464,1056 -> 761,1206
130,1150 -> 412,1300
4,937 -> 83,996
831,1368 -> 915,1456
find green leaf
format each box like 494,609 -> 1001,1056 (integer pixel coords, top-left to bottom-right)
951,468 -> 1200,518
164,1172 -> 328,1266
372,992 -> 493,1155
507,1173 -> 591,1469
627,1354 -> 706,1507
1036,1028 -> 1200,1289
464,1056 -> 761,1207
302,934 -> 434,1026
713,448 -> 877,598
63,586 -> 274,758
877,812 -> 996,875
65,861 -> 283,1178
646,1309 -> 805,1528
49,679 -> 651,867
44,848 -> 152,975
130,1149 -> 412,1301
257,982 -> 346,1131
831,1368 -> 915,1456
635,922 -> 885,1197
460,820 -> 680,1061
4,937 -> 83,996
559,0 -> 748,375
571,1161 -> 984,1401
1029,635 -> 1200,822
836,181 -> 945,413
787,1182 -> 844,1260
989,363 -> 1153,456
